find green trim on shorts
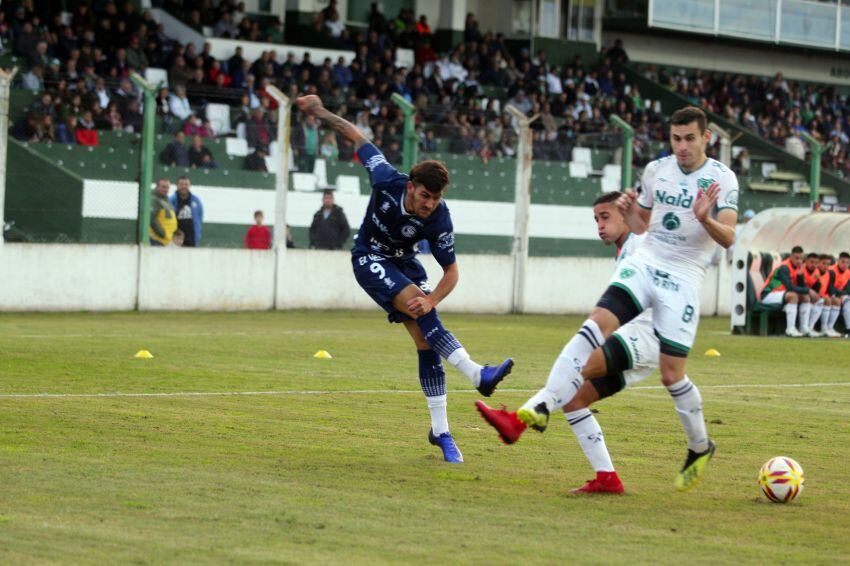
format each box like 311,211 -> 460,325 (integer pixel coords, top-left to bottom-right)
611,282 -> 644,312
653,329 -> 691,354
612,332 -> 634,370
637,202 -> 652,210
716,206 -> 738,211
616,372 -> 627,390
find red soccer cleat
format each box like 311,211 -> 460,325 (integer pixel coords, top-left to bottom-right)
571,471 -> 625,494
475,400 -> 527,444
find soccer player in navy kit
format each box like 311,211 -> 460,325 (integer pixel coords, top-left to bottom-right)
296,95 -> 514,463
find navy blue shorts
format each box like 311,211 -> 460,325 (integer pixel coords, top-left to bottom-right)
352,253 -> 431,323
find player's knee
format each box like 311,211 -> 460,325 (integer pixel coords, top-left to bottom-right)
800,294 -> 811,303
595,285 -> 641,328
786,293 -> 799,304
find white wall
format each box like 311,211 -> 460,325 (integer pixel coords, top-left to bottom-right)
0,244 -> 730,316
138,247 -> 276,310
0,244 -> 138,311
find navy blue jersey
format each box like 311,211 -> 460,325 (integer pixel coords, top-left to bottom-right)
351,143 -> 456,267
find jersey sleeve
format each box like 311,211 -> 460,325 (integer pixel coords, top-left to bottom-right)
428,215 -> 457,267
636,163 -> 657,209
357,142 -> 408,190
716,168 -> 740,212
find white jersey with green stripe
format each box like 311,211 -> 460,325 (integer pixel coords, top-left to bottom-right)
616,232 -> 653,326
636,155 -> 739,281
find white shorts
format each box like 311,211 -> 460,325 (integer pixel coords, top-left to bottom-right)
761,290 -> 786,306
608,256 -> 701,356
611,315 -> 659,387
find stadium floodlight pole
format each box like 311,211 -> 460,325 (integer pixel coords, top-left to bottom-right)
130,72 -> 160,247
390,93 -> 418,171
709,121 -> 732,167
0,67 -> 18,248
800,131 -> 821,207
505,103 -> 539,313
609,114 -> 633,191
265,85 -> 291,308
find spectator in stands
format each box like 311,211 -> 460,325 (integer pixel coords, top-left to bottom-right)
244,210 -> 272,250
324,10 -> 346,38
246,107 -> 272,149
244,143 -> 268,172
150,178 -> 177,247
183,114 -> 215,138
354,111 -> 373,141
169,85 -> 192,121
294,114 -> 319,172
21,64 -> 44,92
171,229 -> 185,247
169,55 -> 194,87
160,131 -> 190,167
320,131 -> 339,161
188,135 -> 218,169
760,245 -> 813,338
309,190 -> 350,250
75,111 -> 99,146
56,115 -> 77,145
169,176 -> 204,247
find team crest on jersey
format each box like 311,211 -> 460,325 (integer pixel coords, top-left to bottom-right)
620,268 -> 636,279
380,201 -> 391,213
401,224 -> 418,238
697,177 -> 714,191
662,212 -> 681,231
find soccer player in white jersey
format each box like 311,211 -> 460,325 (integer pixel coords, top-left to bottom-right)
489,107 -> 738,491
476,191 -> 661,494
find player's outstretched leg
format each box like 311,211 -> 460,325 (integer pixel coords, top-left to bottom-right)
565,408 -> 624,494
667,375 -> 714,491
474,401 -> 527,444
415,309 -> 513,396
517,319 -> 606,432
418,349 -> 462,463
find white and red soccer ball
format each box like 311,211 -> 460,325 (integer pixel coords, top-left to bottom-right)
759,456 -> 805,503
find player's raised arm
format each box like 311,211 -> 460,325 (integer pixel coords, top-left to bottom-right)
693,182 -> 737,249
296,95 -> 369,151
616,189 -> 649,235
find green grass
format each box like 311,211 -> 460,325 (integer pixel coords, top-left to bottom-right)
0,311 -> 848,563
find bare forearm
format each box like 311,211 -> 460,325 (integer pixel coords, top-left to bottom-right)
700,217 -> 736,248
429,265 -> 459,306
315,108 -> 368,149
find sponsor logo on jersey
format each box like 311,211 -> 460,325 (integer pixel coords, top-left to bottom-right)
379,191 -> 398,206
365,154 -> 389,172
647,267 -> 680,291
380,201 -> 391,213
383,277 -> 396,289
662,212 -> 681,231
620,267 -> 636,279
371,212 -> 391,235
419,281 -> 432,293
655,189 -> 694,209
401,224 -> 418,238
436,231 -> 455,250
724,189 -> 739,208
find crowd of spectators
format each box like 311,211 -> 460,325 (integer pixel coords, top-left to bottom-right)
645,65 -> 850,177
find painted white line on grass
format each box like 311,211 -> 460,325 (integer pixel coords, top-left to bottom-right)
1,382 -> 850,399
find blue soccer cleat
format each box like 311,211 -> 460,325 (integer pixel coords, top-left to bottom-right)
476,358 -> 514,397
428,429 -> 464,463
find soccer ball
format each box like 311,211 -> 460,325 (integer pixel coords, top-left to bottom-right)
758,456 -> 805,503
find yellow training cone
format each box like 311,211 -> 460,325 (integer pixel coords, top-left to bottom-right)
313,350 -> 333,359
134,350 -> 154,359
704,348 -> 721,357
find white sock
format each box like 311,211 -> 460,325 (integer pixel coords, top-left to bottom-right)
426,394 -> 449,435
821,305 -> 831,330
667,376 -> 709,453
565,409 -> 615,472
828,306 -> 841,329
446,348 -> 482,386
798,302 -> 812,333
522,319 -> 604,413
810,300 -> 824,331
784,303 -> 798,332
842,301 -> 850,328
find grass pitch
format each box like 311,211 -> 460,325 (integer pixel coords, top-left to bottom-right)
1,311 -> 849,564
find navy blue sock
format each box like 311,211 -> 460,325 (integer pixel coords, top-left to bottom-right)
415,309 -> 463,359
418,349 -> 446,397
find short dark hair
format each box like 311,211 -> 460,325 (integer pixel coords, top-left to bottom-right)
791,245 -> 804,254
670,106 -> 707,133
409,160 -> 449,193
819,254 -> 833,261
593,191 -> 623,206
254,210 -> 263,217
840,251 -> 850,259
806,252 -> 818,260
177,175 -> 190,183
